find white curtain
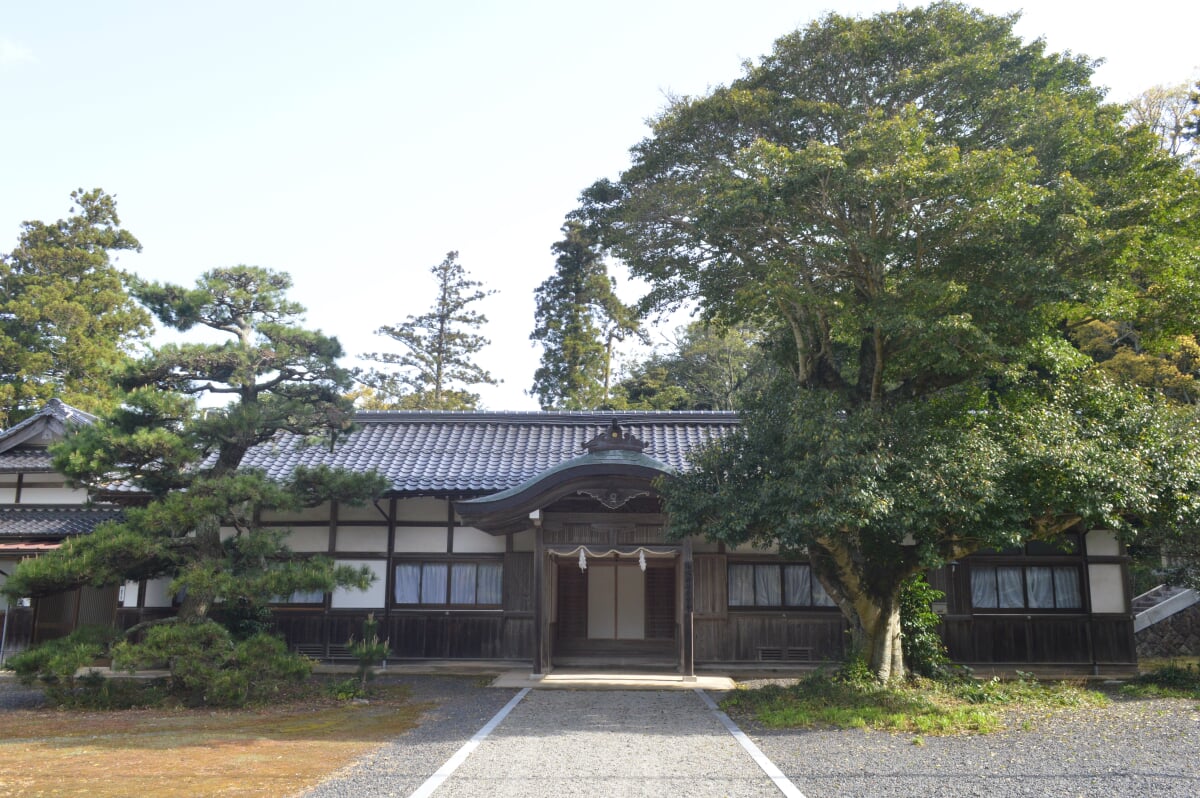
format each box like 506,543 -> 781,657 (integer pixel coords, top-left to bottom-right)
728,564 -> 755,606
812,577 -> 835,607
478,562 -> 503,605
755,565 -> 781,606
1053,566 -> 1082,608
394,563 -> 421,603
997,566 -> 1024,608
971,566 -> 998,608
421,563 -> 448,604
450,563 -> 477,604
1026,566 -> 1055,608
784,565 -> 811,606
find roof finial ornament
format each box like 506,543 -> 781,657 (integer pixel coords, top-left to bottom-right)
582,418 -> 648,454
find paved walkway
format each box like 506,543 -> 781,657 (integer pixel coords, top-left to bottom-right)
420,689 -> 791,797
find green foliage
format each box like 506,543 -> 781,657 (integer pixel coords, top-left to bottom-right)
584,3 -> 1200,680
7,626 -> 120,706
1122,662 -> 1200,699
113,620 -> 311,707
723,671 -> 1106,734
530,221 -> 640,409
345,613 -> 390,693
899,575 -> 950,679
615,321 -> 774,410
359,251 -> 497,410
5,265 -> 387,628
0,189 -> 151,426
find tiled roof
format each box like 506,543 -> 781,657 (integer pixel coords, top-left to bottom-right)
0,505 -> 124,539
0,450 -> 55,473
240,411 -> 738,495
0,398 -> 96,455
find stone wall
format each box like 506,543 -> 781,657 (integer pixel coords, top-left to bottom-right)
1136,601 -> 1200,658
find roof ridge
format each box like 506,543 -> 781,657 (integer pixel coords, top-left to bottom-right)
352,410 -> 740,424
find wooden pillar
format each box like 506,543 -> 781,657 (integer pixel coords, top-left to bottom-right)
533,521 -> 546,675
681,537 -> 695,680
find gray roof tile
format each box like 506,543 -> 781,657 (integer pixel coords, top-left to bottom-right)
0,505 -> 124,539
240,411 -> 738,495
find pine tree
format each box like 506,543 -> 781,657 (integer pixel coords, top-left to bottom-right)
0,189 -> 151,426
359,252 -> 498,410
529,221 -> 639,409
6,266 -> 387,623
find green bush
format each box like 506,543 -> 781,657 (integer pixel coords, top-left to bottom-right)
1122,662 -> 1200,699
899,574 -> 951,679
7,625 -> 121,706
346,613 -> 390,694
113,619 -> 311,707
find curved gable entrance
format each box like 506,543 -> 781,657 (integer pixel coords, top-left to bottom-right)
454,422 -> 695,675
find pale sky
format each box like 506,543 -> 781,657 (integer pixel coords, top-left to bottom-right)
2,1 -> 1197,410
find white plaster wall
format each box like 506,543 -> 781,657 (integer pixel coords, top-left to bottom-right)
0,487 -> 15,503
337,502 -> 388,522
335,527 -> 388,552
120,580 -> 140,607
260,503 -> 331,523
396,498 -> 448,522
588,564 -> 616,639
1089,563 -> 1127,613
330,560 -> 387,608
19,485 -> 88,504
143,577 -> 174,608
1087,529 -> 1121,557
393,527 -> 449,553
219,527 -> 237,541
511,529 -> 535,552
283,528 -> 329,552
453,527 -> 506,553
616,566 -> 645,640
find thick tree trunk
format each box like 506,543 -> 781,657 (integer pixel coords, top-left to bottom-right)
175,515 -> 225,622
812,537 -> 911,682
854,592 -> 905,682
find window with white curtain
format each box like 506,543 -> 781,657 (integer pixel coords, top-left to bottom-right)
970,565 -> 1082,610
729,563 -> 837,608
394,560 -> 503,607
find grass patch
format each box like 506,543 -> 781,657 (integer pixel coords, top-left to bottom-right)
0,679 -> 429,798
1122,661 -> 1200,700
723,671 -> 1108,735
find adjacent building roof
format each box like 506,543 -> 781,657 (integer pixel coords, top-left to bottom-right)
0,505 -> 124,539
239,411 -> 738,496
0,398 -> 97,472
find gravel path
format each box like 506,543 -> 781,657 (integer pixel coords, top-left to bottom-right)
430,689 -> 781,797
741,693 -> 1200,798
300,676 -> 521,798
0,675 -> 43,710
6,670 -> 1196,797
305,679 -> 1199,798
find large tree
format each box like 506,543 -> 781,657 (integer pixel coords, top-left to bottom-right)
530,221 -> 640,409
6,266 -> 386,626
0,189 -> 152,426
1125,81 -> 1198,164
580,4 -> 1200,679
359,251 -> 497,410
616,321 -> 774,410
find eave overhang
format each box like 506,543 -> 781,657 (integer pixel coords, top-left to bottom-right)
454,449 -> 675,535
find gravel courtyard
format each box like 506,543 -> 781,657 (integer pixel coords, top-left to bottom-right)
4,674 -> 1197,797
303,677 -> 1200,798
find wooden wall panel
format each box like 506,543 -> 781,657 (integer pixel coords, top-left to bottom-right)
1090,617 -> 1136,664
503,553 -> 533,613
694,554 -> 727,618
501,617 -> 534,659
